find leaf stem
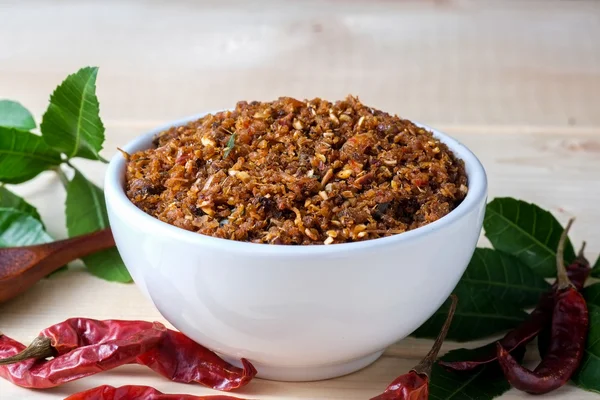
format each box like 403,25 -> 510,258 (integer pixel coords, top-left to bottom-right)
53,166 -> 70,188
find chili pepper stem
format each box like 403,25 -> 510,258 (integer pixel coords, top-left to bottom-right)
412,294 -> 458,376
0,336 -> 55,366
556,218 -> 576,290
578,241 -> 587,258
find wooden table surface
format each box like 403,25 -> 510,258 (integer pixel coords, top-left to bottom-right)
1,0 -> 599,398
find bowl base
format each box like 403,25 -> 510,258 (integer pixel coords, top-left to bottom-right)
224,350 -> 384,382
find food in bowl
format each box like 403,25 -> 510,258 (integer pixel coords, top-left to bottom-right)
124,95 -> 467,244
105,105 -> 487,381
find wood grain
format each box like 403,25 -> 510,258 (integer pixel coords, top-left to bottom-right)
0,0 -> 599,398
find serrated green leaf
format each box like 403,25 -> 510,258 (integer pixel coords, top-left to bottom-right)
412,284 -> 527,342
571,303 -> 600,393
462,248 -> 550,308
65,170 -> 131,282
0,208 -> 51,247
0,126 -> 62,184
484,198 -> 576,277
41,66 -> 106,161
0,100 -> 36,130
0,186 -> 42,222
429,347 -> 515,400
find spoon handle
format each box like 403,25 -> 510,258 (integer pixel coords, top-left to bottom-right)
0,228 -> 116,303
42,228 -> 116,262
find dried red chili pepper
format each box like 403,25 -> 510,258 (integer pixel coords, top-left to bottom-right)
439,238 -> 590,372
537,241 -> 589,358
370,294 -> 457,400
0,321 -> 166,388
496,218 -> 589,394
0,319 -> 256,391
39,318 -> 256,390
137,327 -> 257,391
65,385 -> 249,400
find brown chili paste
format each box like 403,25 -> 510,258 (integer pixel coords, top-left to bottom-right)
125,96 -> 468,245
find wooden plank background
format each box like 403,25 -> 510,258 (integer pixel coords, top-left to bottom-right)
0,0 -> 599,398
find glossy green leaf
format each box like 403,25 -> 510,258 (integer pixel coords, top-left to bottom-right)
0,126 -> 62,184
0,186 -> 42,222
484,197 -> 576,277
412,283 -> 527,342
571,303 -> 600,393
0,100 -> 36,130
65,170 -> 131,282
429,347 -> 516,400
41,66 -> 106,161
0,208 -> 51,247
462,248 -> 550,308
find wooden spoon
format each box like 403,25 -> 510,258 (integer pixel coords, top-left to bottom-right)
0,229 -> 116,303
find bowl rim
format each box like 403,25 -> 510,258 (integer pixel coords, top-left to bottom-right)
105,111 -> 488,256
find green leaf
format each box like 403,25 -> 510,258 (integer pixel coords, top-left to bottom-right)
65,170 -> 131,282
0,126 -> 62,184
462,248 -> 550,308
583,283 -> 600,306
411,249 -> 542,342
223,133 -> 236,158
0,186 -> 42,222
429,347 -> 515,400
571,303 -> 600,393
0,208 -> 52,247
0,100 -> 36,130
412,284 -> 527,342
484,197 -> 576,277
40,66 -> 106,161
592,257 -> 600,278
79,248 -> 133,282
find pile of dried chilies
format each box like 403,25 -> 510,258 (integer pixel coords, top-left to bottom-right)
495,219 -> 589,394
439,218 -> 590,395
369,218 -> 592,399
0,319 -> 256,399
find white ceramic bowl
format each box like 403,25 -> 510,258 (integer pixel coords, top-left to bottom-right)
105,113 -> 487,382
